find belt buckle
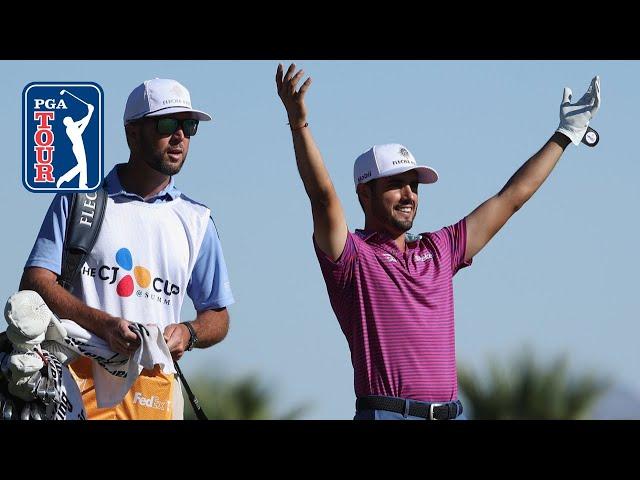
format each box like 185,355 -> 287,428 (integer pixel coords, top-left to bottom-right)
429,402 -> 445,420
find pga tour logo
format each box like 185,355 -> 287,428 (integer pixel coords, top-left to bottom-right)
22,82 -> 103,192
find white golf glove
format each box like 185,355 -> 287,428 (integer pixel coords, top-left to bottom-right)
556,75 -> 601,146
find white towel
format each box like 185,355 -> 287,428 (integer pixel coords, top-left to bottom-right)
47,320 -> 176,409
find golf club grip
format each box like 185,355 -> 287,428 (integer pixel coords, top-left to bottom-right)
174,361 -> 208,421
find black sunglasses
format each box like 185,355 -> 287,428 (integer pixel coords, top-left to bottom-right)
154,117 -> 199,137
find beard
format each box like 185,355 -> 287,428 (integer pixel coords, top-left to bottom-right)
371,199 -> 416,233
390,215 -> 414,232
138,128 -> 187,176
145,152 -> 186,176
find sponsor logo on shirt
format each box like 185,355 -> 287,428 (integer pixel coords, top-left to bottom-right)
82,246 -> 181,305
381,253 -> 398,263
414,252 -> 433,262
133,392 -> 171,412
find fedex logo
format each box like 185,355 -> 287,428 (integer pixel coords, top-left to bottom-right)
133,392 -> 171,412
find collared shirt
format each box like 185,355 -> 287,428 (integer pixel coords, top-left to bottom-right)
25,164 -> 234,312
314,219 -> 472,402
102,164 -> 181,203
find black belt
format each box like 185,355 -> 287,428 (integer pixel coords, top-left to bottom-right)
356,396 -> 463,420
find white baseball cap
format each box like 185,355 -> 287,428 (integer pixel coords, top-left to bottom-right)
353,143 -> 438,187
123,78 -> 212,125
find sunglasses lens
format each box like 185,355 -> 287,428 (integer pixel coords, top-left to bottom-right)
156,118 -> 199,136
157,118 -> 178,135
183,119 -> 198,136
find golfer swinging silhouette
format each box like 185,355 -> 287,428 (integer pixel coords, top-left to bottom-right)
56,91 -> 94,189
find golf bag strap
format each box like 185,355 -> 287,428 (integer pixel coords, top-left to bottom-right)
58,189 -> 107,292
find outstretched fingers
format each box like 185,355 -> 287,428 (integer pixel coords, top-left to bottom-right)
289,69 -> 306,93
276,63 -> 295,97
283,63 -> 296,84
593,76 -> 601,111
277,62 -> 312,100
276,63 -> 283,91
576,76 -> 601,108
298,77 -> 313,99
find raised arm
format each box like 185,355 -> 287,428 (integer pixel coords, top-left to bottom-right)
276,63 -> 348,261
465,76 -> 601,262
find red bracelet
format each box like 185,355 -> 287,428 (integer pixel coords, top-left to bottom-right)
288,122 -> 309,131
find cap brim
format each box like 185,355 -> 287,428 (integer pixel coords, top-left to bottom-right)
144,106 -> 212,121
413,166 -> 438,184
374,165 -> 438,184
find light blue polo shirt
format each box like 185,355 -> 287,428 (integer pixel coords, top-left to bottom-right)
25,164 -> 235,311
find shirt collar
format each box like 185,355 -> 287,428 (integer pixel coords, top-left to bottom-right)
103,164 -> 181,201
355,229 -> 423,245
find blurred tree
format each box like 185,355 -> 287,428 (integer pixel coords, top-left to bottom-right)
182,371 -> 311,420
458,347 -> 609,419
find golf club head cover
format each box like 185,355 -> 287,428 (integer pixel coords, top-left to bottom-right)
0,347 -> 86,420
7,350 -> 44,401
4,290 -> 65,351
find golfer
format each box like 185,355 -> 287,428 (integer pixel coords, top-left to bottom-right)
276,63 -> 600,420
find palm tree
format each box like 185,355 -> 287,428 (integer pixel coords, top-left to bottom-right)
458,346 -> 609,419
182,371 -> 311,420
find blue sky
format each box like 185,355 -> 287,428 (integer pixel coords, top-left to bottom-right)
2,60 -> 638,419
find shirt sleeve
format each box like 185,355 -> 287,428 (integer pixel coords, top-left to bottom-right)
313,232 -> 358,292
25,193 -> 72,275
187,218 -> 235,311
429,217 -> 473,276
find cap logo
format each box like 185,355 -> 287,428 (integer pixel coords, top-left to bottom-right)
392,158 -> 415,166
161,98 -> 191,107
391,147 -> 415,167
357,171 -> 372,183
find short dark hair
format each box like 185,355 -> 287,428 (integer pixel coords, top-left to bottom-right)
356,179 -> 377,213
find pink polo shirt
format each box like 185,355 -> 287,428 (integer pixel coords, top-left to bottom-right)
314,218 -> 472,402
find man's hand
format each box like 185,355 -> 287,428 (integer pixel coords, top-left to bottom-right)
556,75 -> 601,145
163,323 -> 190,361
103,318 -> 140,356
276,63 -> 312,128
